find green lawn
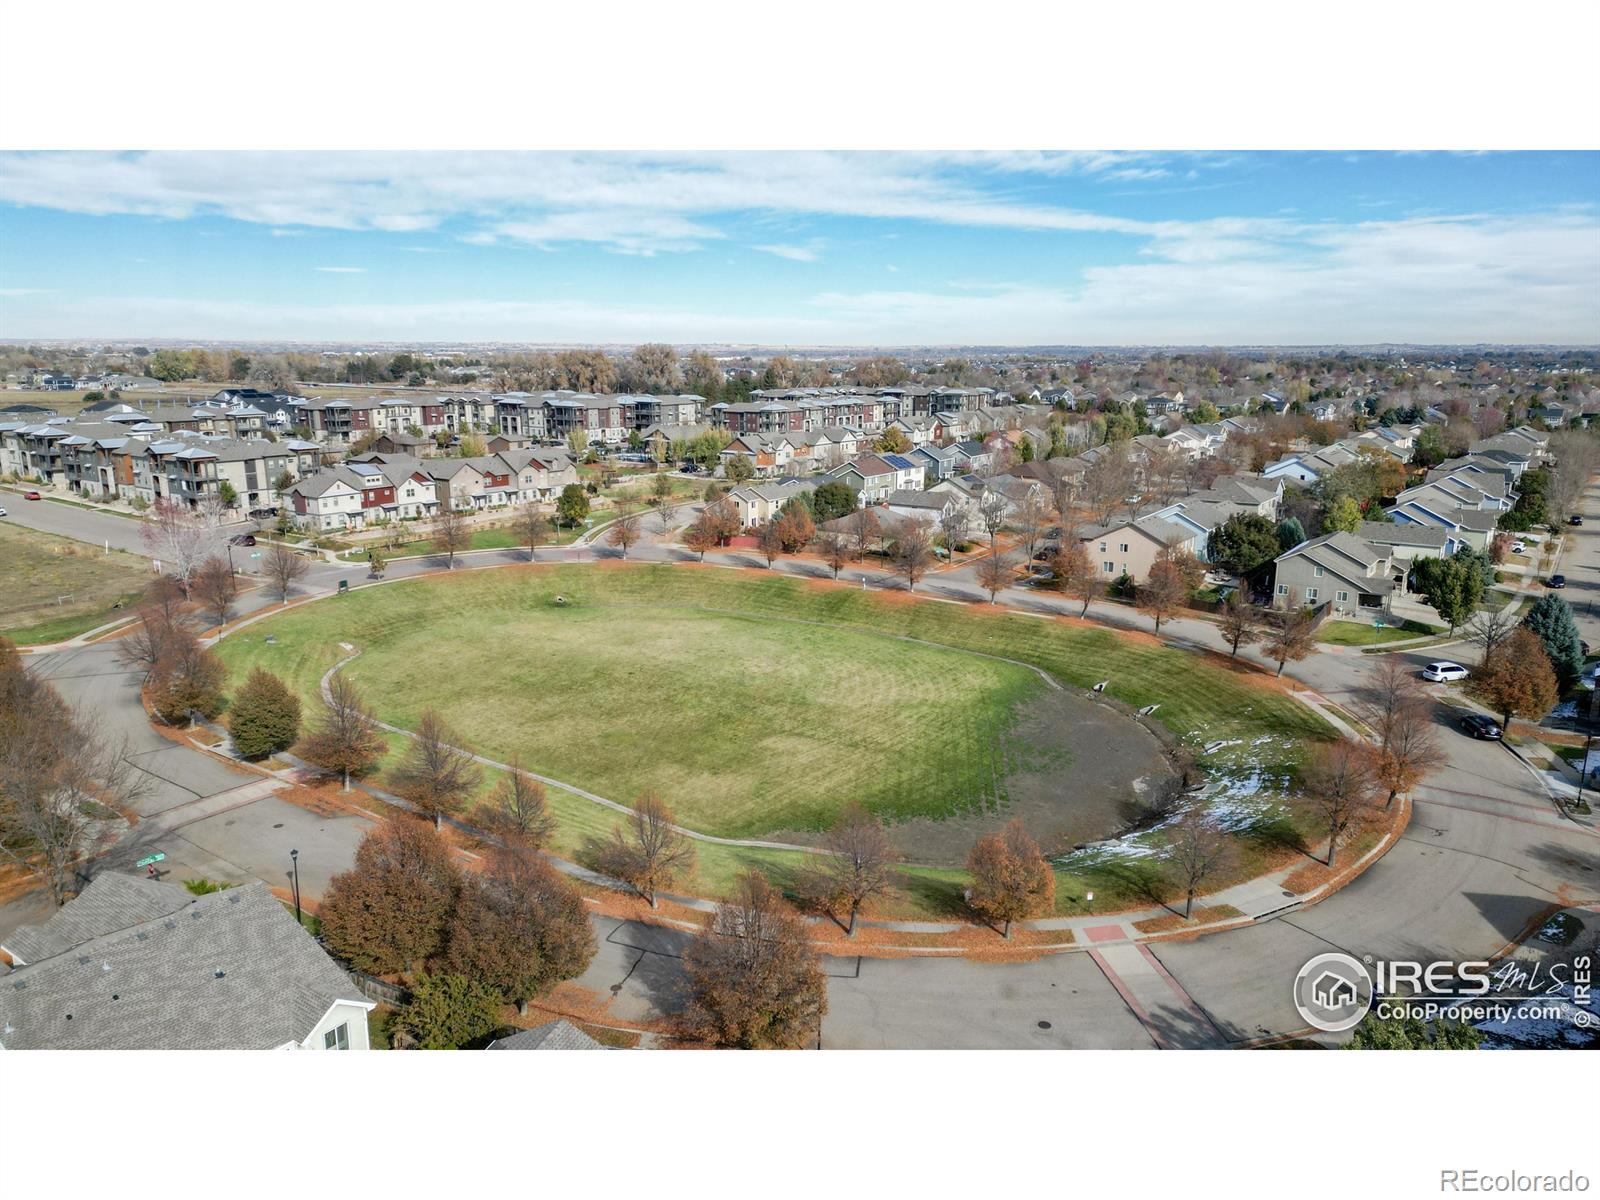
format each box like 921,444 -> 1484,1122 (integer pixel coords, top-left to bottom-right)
1318,618 -> 1441,646
216,560 -> 1329,825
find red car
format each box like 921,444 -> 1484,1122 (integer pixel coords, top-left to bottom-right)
23,491 -> 41,500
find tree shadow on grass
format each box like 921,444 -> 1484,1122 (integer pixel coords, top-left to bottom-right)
895,870 -> 970,920
1237,807 -> 1313,861
1073,856 -> 1176,914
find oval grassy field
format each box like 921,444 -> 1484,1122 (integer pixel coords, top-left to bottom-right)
214,562 -> 1331,854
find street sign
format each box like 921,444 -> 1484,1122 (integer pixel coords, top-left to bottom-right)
249,551 -> 262,559
338,579 -> 349,592
135,852 -> 166,867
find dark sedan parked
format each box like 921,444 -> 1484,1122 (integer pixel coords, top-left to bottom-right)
1547,574 -> 1567,589
228,533 -> 257,546
1460,714 -> 1503,740
1570,515 -> 1584,526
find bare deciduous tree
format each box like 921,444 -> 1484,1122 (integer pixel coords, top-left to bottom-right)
978,490 -> 1010,549
190,555 -> 237,628
476,755 -> 555,849
513,502 -> 551,562
433,504 -> 469,569
1302,739 -> 1379,868
1264,589 -> 1318,676
594,792 -> 695,908
263,540 -> 310,603
1217,587 -> 1262,658
1013,491 -> 1051,562
1163,809 -> 1237,919
801,805 -> 899,936
389,709 -> 484,830
939,506 -> 972,555
115,578 -> 188,680
1358,658 -> 1445,809
301,671 -> 387,791
1136,558 -> 1188,633
847,506 -> 881,561
892,518 -> 936,592
140,496 -> 223,594
1054,540 -> 1101,617
974,550 -> 1015,603
818,531 -> 850,579
1465,607 -> 1517,668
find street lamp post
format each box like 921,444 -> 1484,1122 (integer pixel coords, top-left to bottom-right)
290,848 -> 301,928
1577,732 -> 1595,814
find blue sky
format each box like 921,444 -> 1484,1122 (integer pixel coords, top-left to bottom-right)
0,151 -> 1595,345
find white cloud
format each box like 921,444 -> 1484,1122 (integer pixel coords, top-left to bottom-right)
752,240 -> 823,262
0,150 -> 1230,257
6,208 -> 1594,345
313,266 -> 366,273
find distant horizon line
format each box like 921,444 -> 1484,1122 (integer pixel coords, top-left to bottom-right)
9,338 -> 1599,354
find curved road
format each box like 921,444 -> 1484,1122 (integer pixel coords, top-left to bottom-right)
7,492 -> 1597,1048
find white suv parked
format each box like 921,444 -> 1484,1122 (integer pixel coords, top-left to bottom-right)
1422,661 -> 1469,683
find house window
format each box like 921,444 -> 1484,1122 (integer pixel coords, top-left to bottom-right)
323,1023 -> 350,1050
1119,543 -> 1129,553
1306,588 -> 1319,601
1099,541 -> 1107,553
1277,584 -> 1289,596
1337,590 -> 1349,603
1314,566 -> 1324,577
1103,561 -> 1115,574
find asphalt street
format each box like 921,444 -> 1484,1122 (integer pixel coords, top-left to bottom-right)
7,491 -> 1597,1048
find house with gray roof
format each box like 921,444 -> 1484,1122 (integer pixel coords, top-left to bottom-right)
1272,531 -> 1399,615
487,1019 -> 607,1050
0,877 -> 373,1050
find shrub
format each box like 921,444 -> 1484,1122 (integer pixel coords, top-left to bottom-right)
397,972 -> 502,1049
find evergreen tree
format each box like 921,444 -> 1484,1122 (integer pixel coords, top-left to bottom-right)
1276,516 -> 1307,550
1521,592 -> 1585,685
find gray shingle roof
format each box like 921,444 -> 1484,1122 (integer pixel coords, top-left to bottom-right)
487,1019 -> 606,1050
0,880 -> 370,1050
1,874 -> 192,965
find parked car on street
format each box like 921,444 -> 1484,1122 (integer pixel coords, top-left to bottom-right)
1422,661 -> 1469,683
1546,574 -> 1567,589
228,533 -> 257,546
1460,713 -> 1503,740
23,491 -> 41,500
1569,515 -> 1584,526
1511,541 -> 1528,555
0,506 -> 8,517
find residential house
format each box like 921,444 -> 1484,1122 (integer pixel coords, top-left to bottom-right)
487,1019 -> 606,1050
0,876 -> 373,1050
1271,531 -> 1397,615
826,453 -> 924,504
1077,515 -> 1194,584
884,488 -> 957,524
728,479 -> 813,527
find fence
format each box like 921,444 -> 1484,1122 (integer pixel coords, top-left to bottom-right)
349,969 -> 407,1006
